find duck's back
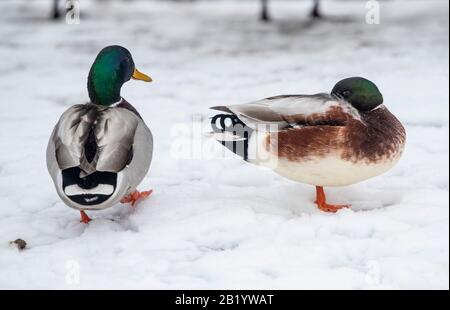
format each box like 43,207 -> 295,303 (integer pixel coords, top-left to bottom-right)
47,102 -> 153,210
53,103 -> 139,175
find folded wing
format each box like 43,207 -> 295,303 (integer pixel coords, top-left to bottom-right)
211,94 -> 357,130
53,104 -> 139,175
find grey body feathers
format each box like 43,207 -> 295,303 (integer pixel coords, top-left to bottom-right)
47,102 -> 153,210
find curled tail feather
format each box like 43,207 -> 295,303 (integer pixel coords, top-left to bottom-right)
211,113 -> 253,161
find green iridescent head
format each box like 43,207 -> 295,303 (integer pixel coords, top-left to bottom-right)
331,77 -> 383,112
87,45 -> 152,106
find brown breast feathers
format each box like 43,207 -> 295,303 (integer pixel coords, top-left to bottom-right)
267,105 -> 406,164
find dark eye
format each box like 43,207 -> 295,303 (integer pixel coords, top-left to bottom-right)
342,90 -> 351,97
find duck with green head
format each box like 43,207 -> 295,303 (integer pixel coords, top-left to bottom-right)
211,77 -> 406,213
47,45 -> 154,223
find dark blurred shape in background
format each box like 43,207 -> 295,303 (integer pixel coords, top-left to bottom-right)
52,0 -> 76,20
50,0 -> 322,22
310,0 -> 321,18
261,0 -> 321,22
261,0 -> 270,21
51,0 -> 60,19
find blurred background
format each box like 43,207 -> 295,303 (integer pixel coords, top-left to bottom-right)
0,0 -> 448,289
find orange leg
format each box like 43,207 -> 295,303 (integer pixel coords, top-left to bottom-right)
120,190 -> 153,207
315,186 -> 350,213
80,210 -> 92,224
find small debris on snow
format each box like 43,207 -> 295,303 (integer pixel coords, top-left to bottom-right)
9,239 -> 27,251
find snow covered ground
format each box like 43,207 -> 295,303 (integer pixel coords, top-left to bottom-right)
0,0 -> 448,289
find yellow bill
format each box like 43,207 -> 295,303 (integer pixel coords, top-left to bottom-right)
132,68 -> 152,82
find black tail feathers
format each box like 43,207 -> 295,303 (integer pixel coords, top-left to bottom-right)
62,167 -> 117,206
211,113 -> 253,161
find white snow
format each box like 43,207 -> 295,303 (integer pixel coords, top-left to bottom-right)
0,0 -> 448,289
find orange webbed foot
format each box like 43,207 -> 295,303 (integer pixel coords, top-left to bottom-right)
80,210 -> 92,224
316,203 -> 350,213
315,186 -> 350,213
120,190 -> 153,207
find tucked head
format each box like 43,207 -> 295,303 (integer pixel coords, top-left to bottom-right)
88,45 -> 152,106
331,77 -> 383,112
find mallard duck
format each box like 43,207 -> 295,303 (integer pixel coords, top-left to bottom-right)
47,45 -> 153,223
211,77 -> 406,213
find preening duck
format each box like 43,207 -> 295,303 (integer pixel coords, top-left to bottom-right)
47,45 -> 154,223
211,77 -> 406,213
